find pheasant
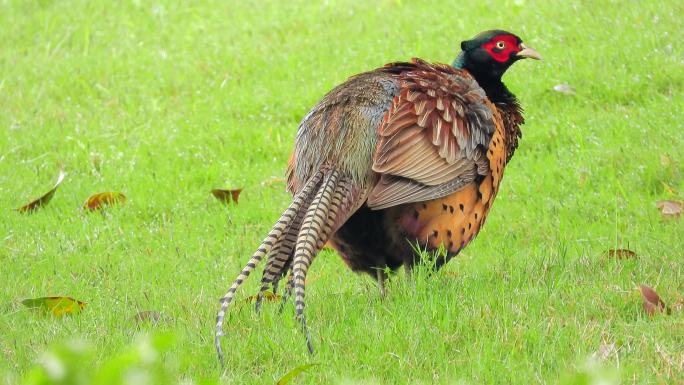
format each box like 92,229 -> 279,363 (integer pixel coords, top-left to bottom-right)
215,29 -> 540,361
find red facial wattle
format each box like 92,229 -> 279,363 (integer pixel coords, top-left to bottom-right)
481,35 -> 520,63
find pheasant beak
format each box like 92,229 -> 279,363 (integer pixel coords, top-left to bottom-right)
516,43 -> 542,60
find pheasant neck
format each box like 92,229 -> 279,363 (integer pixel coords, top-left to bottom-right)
452,52 -> 516,104
453,52 -> 523,161
473,78 -> 516,104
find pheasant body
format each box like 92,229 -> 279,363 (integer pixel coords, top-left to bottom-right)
328,60 -> 522,274
215,30 -> 540,362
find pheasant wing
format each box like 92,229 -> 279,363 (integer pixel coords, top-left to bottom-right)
368,60 -> 499,209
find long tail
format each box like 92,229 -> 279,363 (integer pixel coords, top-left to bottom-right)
255,169 -> 352,352
254,196 -> 310,310
291,170 -> 357,352
256,171 -> 360,308
214,170 -> 324,365
272,172 -> 354,310
215,168 -> 363,363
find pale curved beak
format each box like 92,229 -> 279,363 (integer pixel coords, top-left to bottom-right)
516,43 -> 542,60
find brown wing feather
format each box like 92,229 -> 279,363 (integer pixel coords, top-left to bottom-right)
368,59 -> 498,209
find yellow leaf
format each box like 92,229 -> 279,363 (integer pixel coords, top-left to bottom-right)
22,296 -> 86,316
243,291 -> 282,304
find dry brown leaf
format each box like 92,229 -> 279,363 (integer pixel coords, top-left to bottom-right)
22,296 -> 86,316
553,84 -> 576,95
605,248 -> 637,259
133,310 -> 167,325
17,170 -> 66,213
83,192 -> 126,211
639,284 -> 668,316
656,200 -> 682,217
211,188 -> 243,204
444,271 -> 459,278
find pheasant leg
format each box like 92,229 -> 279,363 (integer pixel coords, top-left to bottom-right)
376,269 -> 387,297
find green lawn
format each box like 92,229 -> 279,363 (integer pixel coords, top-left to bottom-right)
1,0 -> 683,384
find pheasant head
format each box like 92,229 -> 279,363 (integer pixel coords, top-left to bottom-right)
453,30 -> 541,101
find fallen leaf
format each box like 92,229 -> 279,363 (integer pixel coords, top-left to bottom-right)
17,170 -> 66,213
21,296 -> 86,316
276,363 -> 319,385
83,192 -> 126,210
444,271 -> 459,278
605,249 -> 637,259
243,291 -> 281,304
639,284 -> 668,316
656,200 -> 682,217
553,84 -> 576,95
133,310 -> 167,325
211,188 -> 243,204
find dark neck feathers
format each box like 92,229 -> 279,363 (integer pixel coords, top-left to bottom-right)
452,51 -> 515,104
453,51 -> 523,161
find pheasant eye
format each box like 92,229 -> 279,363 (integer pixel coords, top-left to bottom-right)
495,41 -> 506,49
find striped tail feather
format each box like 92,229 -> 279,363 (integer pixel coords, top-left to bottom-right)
262,172 -> 353,313
215,167 -> 364,363
214,170 -> 324,365
258,168 -> 362,306
290,170 -> 363,353
254,196 -> 309,311
276,171 -> 356,308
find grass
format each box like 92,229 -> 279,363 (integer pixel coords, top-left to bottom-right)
1,0 -> 683,383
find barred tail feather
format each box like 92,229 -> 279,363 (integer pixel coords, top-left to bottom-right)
214,170 -> 324,365
254,199 -> 308,311
261,172 -> 358,308
215,167 -> 363,362
255,169 -> 353,309
290,171 -> 365,353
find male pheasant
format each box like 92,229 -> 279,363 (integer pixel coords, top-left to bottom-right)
215,29 -> 540,361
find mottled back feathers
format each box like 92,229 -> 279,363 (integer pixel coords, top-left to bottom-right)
368,59 -> 499,209
287,58 -> 517,214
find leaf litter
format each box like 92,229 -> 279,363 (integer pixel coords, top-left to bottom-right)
17,170 -> 66,213
22,296 -> 86,316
